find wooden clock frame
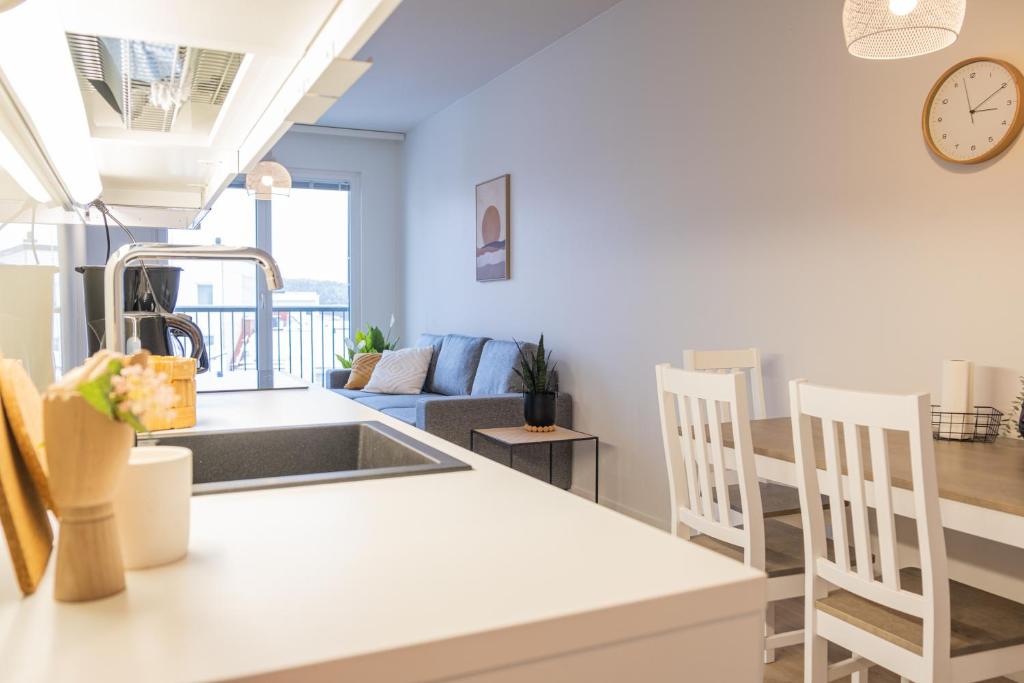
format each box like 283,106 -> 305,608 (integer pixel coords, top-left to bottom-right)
922,56 -> 1024,165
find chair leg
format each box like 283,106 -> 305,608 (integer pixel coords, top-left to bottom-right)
764,602 -> 776,664
851,669 -> 869,683
805,633 -> 828,683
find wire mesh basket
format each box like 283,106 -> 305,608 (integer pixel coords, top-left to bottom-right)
930,406 -> 1003,443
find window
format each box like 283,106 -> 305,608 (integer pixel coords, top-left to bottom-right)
170,187 -> 257,383
196,284 -> 213,305
270,182 -> 351,385
169,177 -> 352,388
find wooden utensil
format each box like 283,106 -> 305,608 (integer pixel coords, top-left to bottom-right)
43,391 -> 134,602
0,387 -> 52,595
0,358 -> 54,512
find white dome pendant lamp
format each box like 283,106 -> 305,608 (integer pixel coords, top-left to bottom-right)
245,160 -> 291,200
843,0 -> 966,60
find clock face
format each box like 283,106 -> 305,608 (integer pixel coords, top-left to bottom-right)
924,58 -> 1024,164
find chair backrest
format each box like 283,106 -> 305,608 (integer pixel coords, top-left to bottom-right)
788,380 -> 949,673
683,348 -> 767,420
656,364 -> 765,570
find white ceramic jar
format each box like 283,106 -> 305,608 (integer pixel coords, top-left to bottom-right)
113,446 -> 192,570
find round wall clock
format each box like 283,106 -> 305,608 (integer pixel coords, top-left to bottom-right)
923,57 -> 1024,164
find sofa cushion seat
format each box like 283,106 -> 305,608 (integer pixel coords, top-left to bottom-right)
471,340 -> 535,395
354,393 -> 445,411
428,334 -> 489,396
380,407 -> 416,425
332,388 -> 377,400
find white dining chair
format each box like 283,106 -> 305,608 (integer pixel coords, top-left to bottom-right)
683,347 -> 767,420
685,347 -> 811,522
656,364 -> 805,665
789,380 -> 1024,682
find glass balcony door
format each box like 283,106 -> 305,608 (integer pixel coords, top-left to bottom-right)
170,177 -> 352,390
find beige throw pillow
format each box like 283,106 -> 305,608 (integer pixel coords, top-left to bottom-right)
344,353 -> 382,389
363,347 -> 433,394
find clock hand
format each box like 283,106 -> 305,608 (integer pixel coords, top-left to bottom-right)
964,78 -> 974,124
973,107 -> 998,113
971,83 -> 1007,113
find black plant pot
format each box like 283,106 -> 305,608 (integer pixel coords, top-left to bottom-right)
524,392 -> 557,428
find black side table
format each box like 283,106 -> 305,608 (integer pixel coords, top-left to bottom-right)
470,426 -> 600,503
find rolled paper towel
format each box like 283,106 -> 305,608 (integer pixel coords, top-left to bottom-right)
939,360 -> 974,439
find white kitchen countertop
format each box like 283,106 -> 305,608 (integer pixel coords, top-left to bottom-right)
0,386 -> 765,682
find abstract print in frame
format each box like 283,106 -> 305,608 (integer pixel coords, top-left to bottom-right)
475,174 -> 510,282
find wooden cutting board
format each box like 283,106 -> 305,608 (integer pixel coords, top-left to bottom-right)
0,383 -> 53,595
0,358 -> 54,512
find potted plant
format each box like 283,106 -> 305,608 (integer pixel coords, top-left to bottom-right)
336,315 -> 399,368
1000,375 -> 1024,439
514,335 -> 558,431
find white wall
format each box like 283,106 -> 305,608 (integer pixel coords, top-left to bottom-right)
269,129 -> 404,339
403,0 -> 1024,527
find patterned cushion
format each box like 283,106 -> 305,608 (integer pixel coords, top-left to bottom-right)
416,333 -> 445,391
471,340 -> 535,395
363,347 -> 433,394
344,352 -> 381,389
427,334 -> 489,396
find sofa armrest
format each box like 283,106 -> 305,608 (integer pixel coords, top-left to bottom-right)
325,368 -> 352,389
417,393 -> 573,449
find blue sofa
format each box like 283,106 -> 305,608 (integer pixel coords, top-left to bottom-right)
326,333 -> 574,488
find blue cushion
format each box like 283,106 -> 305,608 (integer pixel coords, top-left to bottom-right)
354,393 -> 445,411
427,334 -> 489,396
471,340 -> 535,395
380,407 -> 416,424
332,388 -> 377,400
416,333 -> 445,391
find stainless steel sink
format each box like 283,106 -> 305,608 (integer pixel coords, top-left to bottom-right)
140,421 -> 471,495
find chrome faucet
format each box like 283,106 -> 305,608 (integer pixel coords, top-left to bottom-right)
103,243 -> 284,353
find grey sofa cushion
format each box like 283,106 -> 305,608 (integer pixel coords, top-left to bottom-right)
380,407 -> 416,424
471,340 -> 535,395
354,393 -> 444,411
427,334 -> 489,396
415,333 -> 445,390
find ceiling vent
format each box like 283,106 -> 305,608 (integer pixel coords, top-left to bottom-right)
66,33 -> 243,133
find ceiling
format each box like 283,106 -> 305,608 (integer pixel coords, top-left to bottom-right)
0,0 -> 395,226
316,0 -> 623,133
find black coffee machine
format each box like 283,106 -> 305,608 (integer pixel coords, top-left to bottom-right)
76,265 -> 210,373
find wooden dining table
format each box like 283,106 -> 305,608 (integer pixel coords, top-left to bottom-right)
720,418 -> 1024,551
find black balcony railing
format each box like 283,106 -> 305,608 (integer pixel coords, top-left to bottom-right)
176,305 -> 350,386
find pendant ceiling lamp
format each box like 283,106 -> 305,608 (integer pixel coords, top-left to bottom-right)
245,160 -> 291,200
842,0 -> 965,60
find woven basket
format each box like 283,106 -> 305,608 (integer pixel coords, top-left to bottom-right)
146,356 -> 197,431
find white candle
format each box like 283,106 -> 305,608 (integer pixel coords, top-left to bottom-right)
114,446 -> 192,569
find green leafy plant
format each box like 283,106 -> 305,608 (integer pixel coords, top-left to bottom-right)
513,334 -> 558,394
336,317 -> 399,368
1000,375 -> 1024,439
